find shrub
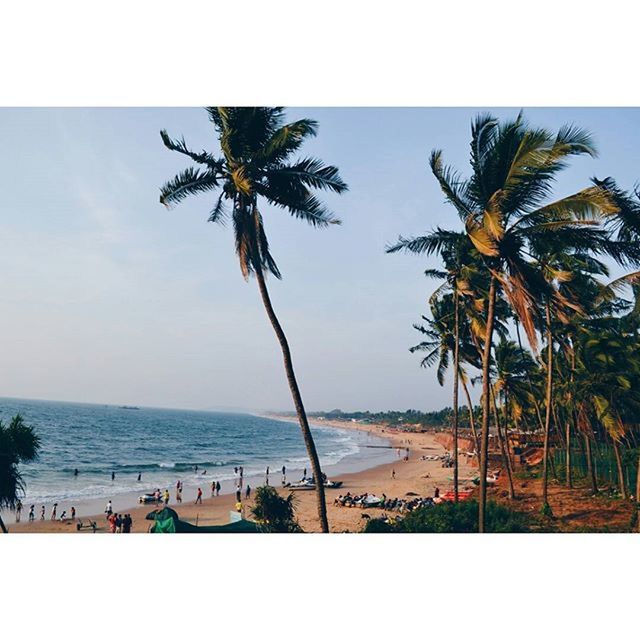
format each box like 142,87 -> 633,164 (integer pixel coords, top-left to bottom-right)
250,485 -> 302,533
363,500 -> 531,533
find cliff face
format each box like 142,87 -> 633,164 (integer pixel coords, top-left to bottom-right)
435,432 -> 476,453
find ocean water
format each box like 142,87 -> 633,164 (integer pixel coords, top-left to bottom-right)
0,398 -> 390,506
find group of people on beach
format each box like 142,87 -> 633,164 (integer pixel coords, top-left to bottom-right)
104,502 -> 133,533
15,500 -> 77,524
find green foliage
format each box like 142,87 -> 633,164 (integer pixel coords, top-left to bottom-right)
363,500 -> 531,533
250,485 -> 302,533
160,107 -> 348,280
0,414 -> 41,509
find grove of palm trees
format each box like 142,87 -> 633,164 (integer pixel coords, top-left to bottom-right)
389,112 -> 640,533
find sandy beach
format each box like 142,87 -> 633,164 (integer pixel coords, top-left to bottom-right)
6,419 -> 469,533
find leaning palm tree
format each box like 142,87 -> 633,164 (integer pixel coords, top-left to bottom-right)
393,113 -> 618,531
0,414 -> 41,533
159,108 -> 348,532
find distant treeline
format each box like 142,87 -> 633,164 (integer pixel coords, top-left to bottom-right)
304,407 -> 479,429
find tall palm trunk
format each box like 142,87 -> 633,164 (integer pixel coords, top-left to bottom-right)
611,438 -> 627,500
636,449 -> 640,532
491,386 -> 515,499
565,419 -> 572,489
462,379 -> 480,465
501,388 -> 516,497
452,285 -> 460,502
583,432 -> 598,494
542,302 -> 553,512
479,276 -> 497,533
0,514 -> 7,534
254,263 -> 329,532
514,319 -> 546,433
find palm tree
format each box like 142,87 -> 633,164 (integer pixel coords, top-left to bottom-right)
492,338 -> 540,499
580,330 -> 640,499
0,414 -> 41,533
398,113 -> 618,531
159,108 -> 348,532
409,292 -> 482,495
389,231 -> 485,500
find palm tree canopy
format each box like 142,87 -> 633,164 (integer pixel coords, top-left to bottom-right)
394,112 -> 623,351
0,414 -> 41,510
160,107 -> 348,279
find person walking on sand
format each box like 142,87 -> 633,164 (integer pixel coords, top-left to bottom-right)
195,488 -> 202,504
163,489 -> 170,505
71,506 -> 76,520
105,500 -> 113,518
245,485 -> 251,500
391,469 -> 396,479
236,487 -> 242,503
216,481 -> 221,496
50,503 -> 58,520
40,505 -> 45,520
15,500 -> 22,522
28,505 -> 35,522
176,487 -> 182,503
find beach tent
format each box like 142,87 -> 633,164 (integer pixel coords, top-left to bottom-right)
146,507 -> 262,533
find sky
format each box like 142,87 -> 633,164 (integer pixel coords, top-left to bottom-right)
1,107 -> 640,413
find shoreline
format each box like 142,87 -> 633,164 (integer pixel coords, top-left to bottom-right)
6,419 -> 471,533
5,416 -> 410,533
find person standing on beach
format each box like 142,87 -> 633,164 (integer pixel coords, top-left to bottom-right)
195,488 -> 202,504
40,505 -> 45,520
71,506 -> 76,520
176,486 -> 182,503
266,466 -> 270,486
50,503 -> 57,520
163,489 -> 170,505
236,487 -> 242,503
216,481 -> 221,496
111,471 -> 115,481
105,500 -> 113,518
28,505 -> 35,522
15,500 -> 22,522
245,485 -> 251,500
391,469 -> 396,479
211,481 -> 216,497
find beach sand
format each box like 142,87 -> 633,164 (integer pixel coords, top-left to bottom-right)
6,420 -> 470,533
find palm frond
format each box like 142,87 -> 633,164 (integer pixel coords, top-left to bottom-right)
159,167 -> 220,208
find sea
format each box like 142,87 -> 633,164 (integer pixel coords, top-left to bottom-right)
0,397 -> 394,513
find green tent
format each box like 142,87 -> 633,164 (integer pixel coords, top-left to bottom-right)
146,507 -> 262,534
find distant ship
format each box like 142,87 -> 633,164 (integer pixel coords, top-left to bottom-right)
119,405 -> 140,410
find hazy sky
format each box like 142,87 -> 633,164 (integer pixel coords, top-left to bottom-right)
1,107 -> 639,412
